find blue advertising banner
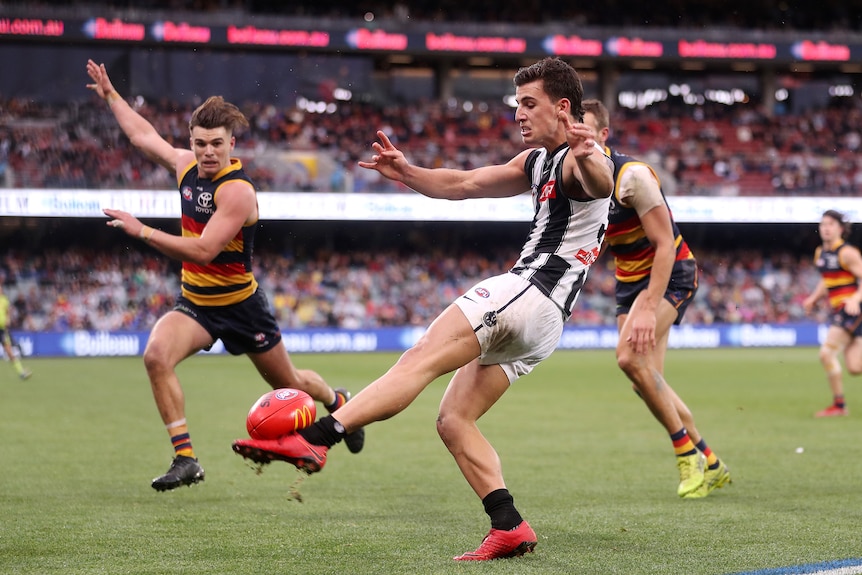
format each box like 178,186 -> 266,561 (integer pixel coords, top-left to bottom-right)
7,322 -> 828,358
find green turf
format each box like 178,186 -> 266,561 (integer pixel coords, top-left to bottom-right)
1,348 -> 860,575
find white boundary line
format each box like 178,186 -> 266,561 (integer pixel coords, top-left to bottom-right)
729,559 -> 862,575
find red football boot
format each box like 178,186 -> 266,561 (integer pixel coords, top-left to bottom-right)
453,521 -> 537,561
232,433 -> 328,473
815,404 -> 848,418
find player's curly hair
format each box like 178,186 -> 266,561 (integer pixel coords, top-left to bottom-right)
513,57 -> 585,122
189,96 -> 249,135
823,209 -> 852,238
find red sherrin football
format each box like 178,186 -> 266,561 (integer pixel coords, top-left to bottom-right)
246,388 -> 317,440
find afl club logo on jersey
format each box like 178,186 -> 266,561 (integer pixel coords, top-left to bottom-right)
181,186 -> 193,201
474,287 -> 490,298
483,311 -> 498,327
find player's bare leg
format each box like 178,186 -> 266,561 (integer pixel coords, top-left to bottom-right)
815,326 -> 850,417
617,296 -> 704,496
2,336 -> 31,380
438,361 -> 537,560
843,335 -> 862,376
232,304 -> 482,469
328,305 -> 481,429
144,311 -> 212,491
651,329 -> 702,442
617,297 -> 689,438
437,360 -> 509,499
624,298 -> 730,499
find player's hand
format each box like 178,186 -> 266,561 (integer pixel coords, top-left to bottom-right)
559,111 -> 596,159
85,59 -> 116,99
626,308 -> 657,355
103,208 -> 144,238
845,297 -> 861,316
357,130 -> 409,181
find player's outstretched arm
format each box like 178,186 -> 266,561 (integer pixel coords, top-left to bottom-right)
358,130 -> 530,200
104,179 -> 256,265
86,59 -> 184,174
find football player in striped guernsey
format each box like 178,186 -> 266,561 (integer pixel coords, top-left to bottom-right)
87,59 -> 364,492
803,209 -> 862,418
583,99 -> 730,499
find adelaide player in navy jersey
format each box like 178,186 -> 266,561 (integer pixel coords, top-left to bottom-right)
803,209 -> 862,417
582,99 -> 730,499
86,59 -> 364,492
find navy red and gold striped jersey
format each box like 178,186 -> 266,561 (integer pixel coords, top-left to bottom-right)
815,240 -> 858,311
177,158 -> 258,306
603,147 -> 693,283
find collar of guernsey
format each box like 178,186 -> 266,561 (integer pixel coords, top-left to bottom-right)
178,158 -> 259,306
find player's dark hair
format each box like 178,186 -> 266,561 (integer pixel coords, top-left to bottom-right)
189,96 -> 249,135
823,209 -> 851,238
514,57 -> 585,121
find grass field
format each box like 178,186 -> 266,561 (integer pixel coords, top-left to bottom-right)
2,348 -> 861,575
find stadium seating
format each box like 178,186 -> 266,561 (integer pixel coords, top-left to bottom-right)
2,96 -> 860,196
0,245 -> 825,332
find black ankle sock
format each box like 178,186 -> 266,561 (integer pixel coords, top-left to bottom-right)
298,415 -> 345,448
482,488 -> 523,531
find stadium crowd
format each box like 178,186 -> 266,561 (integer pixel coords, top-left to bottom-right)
1,0 -> 854,334
0,243 -> 825,333
3,95 -> 862,197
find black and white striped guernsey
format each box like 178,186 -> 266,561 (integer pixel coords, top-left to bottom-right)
509,143 -> 610,317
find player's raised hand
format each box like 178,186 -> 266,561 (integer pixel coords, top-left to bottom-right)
357,131 -> 409,182
85,59 -> 116,100
559,111 -> 596,158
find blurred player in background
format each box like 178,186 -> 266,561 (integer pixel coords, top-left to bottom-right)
86,59 -> 364,491
582,99 -> 731,499
803,209 -> 862,417
0,284 -> 31,380
232,57 -> 614,561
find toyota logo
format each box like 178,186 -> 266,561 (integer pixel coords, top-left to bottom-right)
197,192 -> 213,208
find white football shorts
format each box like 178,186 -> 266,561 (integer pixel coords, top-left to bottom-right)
454,272 -> 565,383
